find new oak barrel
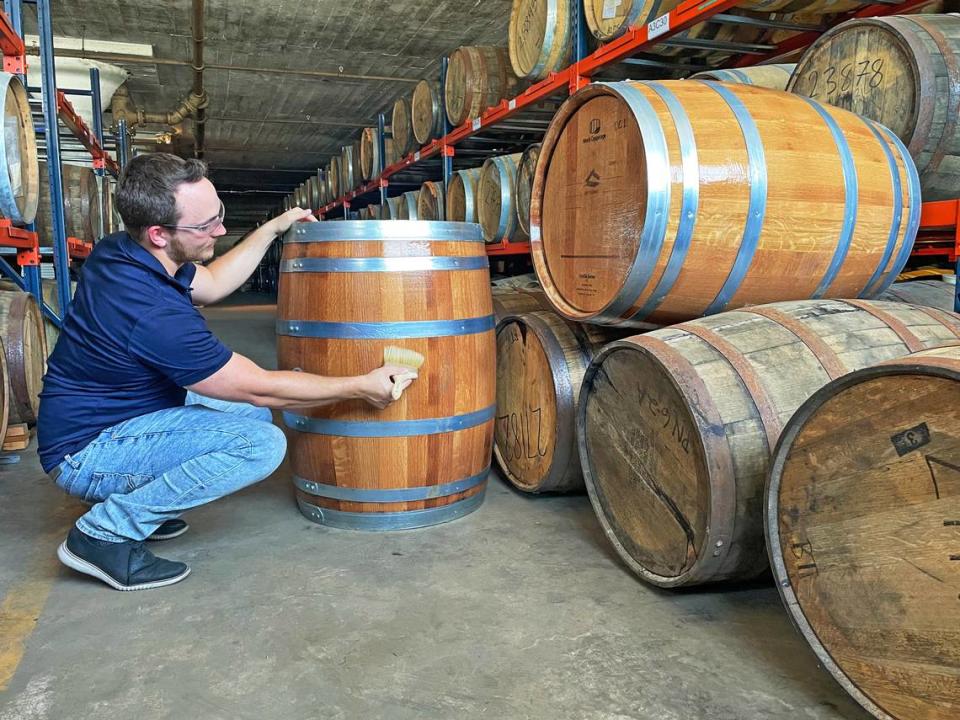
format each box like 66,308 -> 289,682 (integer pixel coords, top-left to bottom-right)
691,64 -> 796,90
767,344 -> 960,720
392,95 -> 413,157
277,221 -> 496,530
495,311 -> 626,493
479,153 -> 528,244
445,46 -> 520,126
446,168 -> 482,223
515,143 -> 541,237
531,80 -> 921,327
881,278 -> 957,311
417,181 -> 445,221
578,299 -> 960,588
397,191 -> 419,220
788,14 -> 960,201
509,0 -> 574,81
0,291 -> 46,425
411,80 -> 444,146
0,72 -> 38,225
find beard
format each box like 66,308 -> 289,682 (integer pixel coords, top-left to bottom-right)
167,235 -> 213,265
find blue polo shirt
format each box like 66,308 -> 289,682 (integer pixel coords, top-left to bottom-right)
37,232 -> 234,472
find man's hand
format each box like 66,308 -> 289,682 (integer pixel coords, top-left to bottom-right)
265,207 -> 318,237
358,365 -> 417,410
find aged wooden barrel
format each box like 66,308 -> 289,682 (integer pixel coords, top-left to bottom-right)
515,143 -> 541,237
0,73 -> 38,225
509,0 -> 573,80
768,343 -> 960,720
585,0 -> 674,42
385,196 -> 403,219
495,310 -> 626,493
789,14 -> 960,201
479,153 -> 528,244
411,80 -> 444,146
277,220 -> 495,530
881,278 -> 957,311
578,299 -> 960,588
445,46 -> 520,127
691,64 -> 796,89
0,291 -> 47,425
36,162 -> 102,242
339,143 -> 361,193
0,278 -> 76,354
531,80 -> 921,327
492,286 -> 553,322
392,95 -> 414,157
445,168 -> 482,223
417,181 -> 445,221
327,157 -> 341,200
397,190 -> 420,220
360,127 -> 381,181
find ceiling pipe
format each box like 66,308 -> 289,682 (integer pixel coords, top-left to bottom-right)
110,0 -> 207,157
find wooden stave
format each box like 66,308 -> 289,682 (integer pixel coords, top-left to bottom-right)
0,290 -> 46,425
478,153 -> 528,244
491,287 -> 553,323
445,167 -> 482,223
530,80 -> 921,328
397,191 -> 420,220
766,344 -> 960,720
509,0 -> 573,80
515,143 -> 541,237
411,80 -> 444,146
788,14 -> 960,201
416,181 -> 445,221
578,298 -> 960,588
690,64 -> 796,89
444,46 -> 520,127
880,279 -> 957,311
0,73 -> 39,225
392,95 -> 413,157
494,310 -> 626,493
276,221 -> 495,527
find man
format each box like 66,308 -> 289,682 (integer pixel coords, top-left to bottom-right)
38,153 -> 412,592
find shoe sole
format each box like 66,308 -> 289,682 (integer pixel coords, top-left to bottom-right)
147,523 -> 189,541
57,542 -> 190,591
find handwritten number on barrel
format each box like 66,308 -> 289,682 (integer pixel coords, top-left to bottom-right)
791,540 -> 819,578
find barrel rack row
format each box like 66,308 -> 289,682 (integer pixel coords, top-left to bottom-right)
313,0 -> 957,259
0,0 -> 122,326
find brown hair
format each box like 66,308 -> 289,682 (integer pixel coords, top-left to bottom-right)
116,152 -> 208,239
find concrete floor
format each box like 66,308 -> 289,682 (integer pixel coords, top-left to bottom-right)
0,294 -> 872,720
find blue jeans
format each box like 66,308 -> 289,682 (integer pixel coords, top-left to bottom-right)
52,392 -> 287,542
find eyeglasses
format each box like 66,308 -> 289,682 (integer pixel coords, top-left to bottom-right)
161,201 -> 225,234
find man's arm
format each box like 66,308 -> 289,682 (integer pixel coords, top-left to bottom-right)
187,353 -> 414,410
191,208 -> 317,305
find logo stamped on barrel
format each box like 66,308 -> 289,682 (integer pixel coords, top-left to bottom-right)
891,422 -> 930,457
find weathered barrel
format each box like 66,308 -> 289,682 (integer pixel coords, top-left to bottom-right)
515,143 -> 541,237
36,162 -> 102,242
691,64 -> 796,90
339,143 -> 361,193
277,220 -> 495,530
411,80 -> 444,146
397,190 -> 419,220
531,80 -> 921,327
0,291 -> 47,425
767,343 -> 960,720
492,287 -> 553,322
360,127 -> 381,181
579,299 -> 960,588
584,0 -> 672,42
385,196 -> 403,219
445,46 -> 520,126
789,14 -> 960,201
495,311 -> 626,493
445,168 -> 482,223
392,95 -> 414,157
417,181 -> 445,221
327,157 -> 341,200
479,153 -> 528,244
509,0 -> 573,80
0,73 -> 38,225
881,278 -> 957,311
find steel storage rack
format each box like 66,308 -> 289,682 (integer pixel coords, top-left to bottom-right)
0,0 -> 119,329
314,0 -> 955,264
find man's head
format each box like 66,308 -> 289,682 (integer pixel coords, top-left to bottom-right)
116,153 -> 226,267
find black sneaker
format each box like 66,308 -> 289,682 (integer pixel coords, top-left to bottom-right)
148,519 -> 189,541
57,526 -> 191,591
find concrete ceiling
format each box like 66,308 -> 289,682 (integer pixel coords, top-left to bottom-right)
25,0 -> 514,230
